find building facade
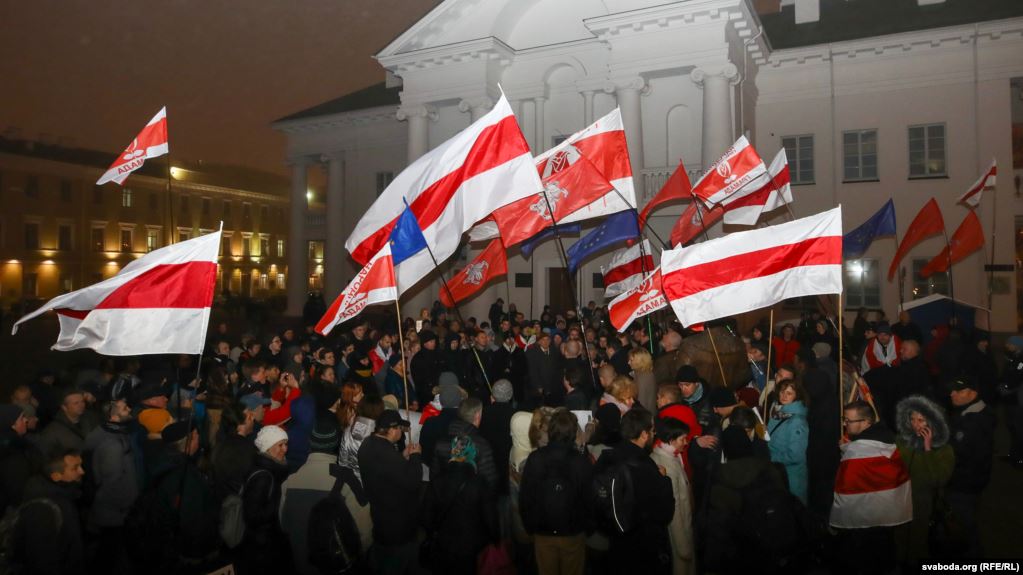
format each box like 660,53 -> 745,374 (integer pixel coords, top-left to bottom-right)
0,139 -> 295,312
276,0 -> 1023,332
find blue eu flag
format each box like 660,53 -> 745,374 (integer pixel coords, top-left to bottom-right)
566,211 -> 640,274
389,205 -> 428,265
843,199 -> 896,259
520,224 -> 581,258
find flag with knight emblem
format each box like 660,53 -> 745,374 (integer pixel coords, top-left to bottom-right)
440,238 -> 508,307
608,267 -> 667,332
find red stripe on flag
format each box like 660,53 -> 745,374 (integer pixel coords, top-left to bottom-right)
351,116 -> 530,264
95,261 -> 217,310
663,236 -> 842,300
573,130 -> 632,182
604,255 -> 654,285
833,453 -> 910,495
55,309 -> 90,320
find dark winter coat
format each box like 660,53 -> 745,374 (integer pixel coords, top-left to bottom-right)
419,408 -> 459,467
802,365 -> 841,517
948,398 -> 995,493
15,476 -> 84,575
152,452 -> 220,560
39,412 -> 91,454
526,345 -> 563,406
493,345 -> 528,402
411,347 -> 445,406
83,422 -> 139,527
479,402 -> 515,496
357,434 -> 423,546
519,440 -> 593,535
286,394 -> 315,473
463,346 -> 495,402
0,431 -> 41,513
237,453 -> 292,574
422,461 -> 499,573
594,441 -> 675,574
211,431 -> 256,502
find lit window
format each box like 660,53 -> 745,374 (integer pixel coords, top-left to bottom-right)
120,229 -> 133,252
908,124 -> 946,178
782,135 -> 814,185
277,239 -> 285,257
260,237 -> 270,256
276,273 -> 285,289
844,259 -> 880,308
121,188 -> 133,208
259,273 -> 269,290
146,230 -> 160,252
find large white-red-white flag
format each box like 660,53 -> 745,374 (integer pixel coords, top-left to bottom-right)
691,136 -> 767,207
662,207 -> 843,327
96,107 -> 169,186
601,239 -> 655,298
608,267 -> 667,333
316,244 -> 397,336
830,438 -> 912,529
12,228 -> 219,355
537,109 -> 637,224
722,148 -> 793,226
345,93 -> 541,293
957,158 -> 997,208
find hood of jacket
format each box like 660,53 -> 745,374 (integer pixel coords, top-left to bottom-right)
509,411 -> 533,470
895,394 -> 950,450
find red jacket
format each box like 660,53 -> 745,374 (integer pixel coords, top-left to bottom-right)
771,336 -> 801,366
657,403 -> 703,480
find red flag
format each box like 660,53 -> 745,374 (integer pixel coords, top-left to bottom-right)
888,198 -> 944,280
96,107 -> 169,186
691,136 -> 768,206
316,245 -> 397,336
919,211 -> 984,278
957,159 -> 997,208
638,160 -> 692,229
491,151 -> 612,246
670,200 -> 723,246
608,268 -> 667,332
440,239 -> 508,307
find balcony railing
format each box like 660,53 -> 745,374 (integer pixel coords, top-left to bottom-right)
639,165 -> 703,205
304,211 -> 326,240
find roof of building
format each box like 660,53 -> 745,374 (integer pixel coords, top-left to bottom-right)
274,81 -> 401,123
0,136 -> 288,196
761,0 -> 1023,50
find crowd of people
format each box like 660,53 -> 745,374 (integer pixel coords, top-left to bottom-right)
0,297 -> 1013,574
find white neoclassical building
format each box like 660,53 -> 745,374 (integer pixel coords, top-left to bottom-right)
274,0 -> 1023,333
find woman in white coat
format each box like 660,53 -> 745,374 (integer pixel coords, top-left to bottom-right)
651,417 -> 695,575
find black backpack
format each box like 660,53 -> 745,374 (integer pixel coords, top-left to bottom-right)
729,465 -> 805,569
123,468 -> 179,568
530,455 -> 577,534
307,465 -> 365,574
591,459 -> 637,534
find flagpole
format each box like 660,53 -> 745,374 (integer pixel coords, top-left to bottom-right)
838,291 -> 845,437
707,326 -> 728,388
394,300 -> 410,414
631,218 -> 656,355
165,145 -> 175,246
690,191 -> 712,243
766,308 -> 774,379
987,189 -> 996,313
539,188 -> 600,394
529,253 -> 535,321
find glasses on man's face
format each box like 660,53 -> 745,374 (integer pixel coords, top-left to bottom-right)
842,418 -> 867,425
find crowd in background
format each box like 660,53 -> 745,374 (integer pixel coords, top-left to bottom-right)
0,295 -> 1015,574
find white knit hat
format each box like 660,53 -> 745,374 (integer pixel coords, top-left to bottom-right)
254,425 -> 289,453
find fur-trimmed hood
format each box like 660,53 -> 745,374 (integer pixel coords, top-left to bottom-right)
895,394 -> 950,450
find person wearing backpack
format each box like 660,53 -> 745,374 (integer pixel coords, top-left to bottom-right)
519,408 -> 593,575
280,414 -> 371,574
592,408 -> 674,575
235,425 -> 292,574
82,398 -> 138,572
422,434 -> 499,575
14,449 -> 85,575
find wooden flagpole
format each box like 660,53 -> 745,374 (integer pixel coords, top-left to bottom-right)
707,326 -> 728,388
394,300 -> 410,414
838,291 -> 845,436
766,309 -> 774,378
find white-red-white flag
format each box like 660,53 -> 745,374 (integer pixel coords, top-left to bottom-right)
662,207 -> 843,327
13,228 -> 219,355
957,158 -> 997,208
316,244 -> 397,336
830,438 -> 912,529
601,239 -> 655,298
345,93 -> 540,293
537,109 -> 637,224
608,267 -> 667,333
722,148 -> 793,226
691,136 -> 768,207
96,107 -> 169,186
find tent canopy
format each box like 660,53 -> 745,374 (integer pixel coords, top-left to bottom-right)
900,294 -> 989,341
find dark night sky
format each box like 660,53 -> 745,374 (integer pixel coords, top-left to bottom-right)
0,0 -> 439,178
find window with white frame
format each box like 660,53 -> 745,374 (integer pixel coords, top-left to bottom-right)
908,123 -> 946,178
276,239 -> 284,257
276,273 -> 285,289
844,259 -> 880,308
782,135 -> 815,184
146,229 -> 160,252
121,188 -> 133,207
260,236 -> 270,257
259,273 -> 269,290
911,258 -> 949,298
843,129 -> 878,182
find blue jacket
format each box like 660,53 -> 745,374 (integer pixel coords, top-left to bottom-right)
286,395 -> 315,473
767,400 -> 809,504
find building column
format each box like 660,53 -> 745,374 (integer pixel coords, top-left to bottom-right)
534,97 -> 546,153
609,77 -> 647,200
397,104 -> 435,165
691,63 -> 739,165
459,97 -> 494,123
582,90 -> 595,125
285,158 -> 310,318
323,153 -> 346,299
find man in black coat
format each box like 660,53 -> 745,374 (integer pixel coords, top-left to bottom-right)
526,332 -> 563,407
796,348 -> 841,519
895,339 -> 933,404
463,330 -> 495,402
594,408 -> 675,574
358,410 -> 423,572
480,380 -> 515,497
947,376 -> 996,557
16,449 -> 86,575
492,332 -> 527,403
410,331 -> 445,407
0,405 -> 39,514
519,409 -> 593,573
